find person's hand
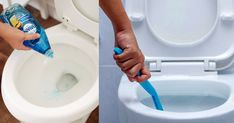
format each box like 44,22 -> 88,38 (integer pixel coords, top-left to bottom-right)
113,29 -> 151,82
0,23 -> 40,50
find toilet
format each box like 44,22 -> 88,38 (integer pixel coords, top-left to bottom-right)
118,0 -> 234,123
1,0 -> 98,123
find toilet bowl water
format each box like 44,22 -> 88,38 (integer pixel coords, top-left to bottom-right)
14,43 -> 96,107
56,73 -> 79,92
137,78 -> 230,113
141,94 -> 226,112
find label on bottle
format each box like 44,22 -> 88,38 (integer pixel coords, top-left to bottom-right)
9,15 -> 22,28
9,14 -> 37,34
23,23 -> 37,34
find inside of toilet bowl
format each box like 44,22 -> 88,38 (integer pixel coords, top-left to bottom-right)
137,80 -> 230,112
14,43 -> 97,107
56,73 -> 79,92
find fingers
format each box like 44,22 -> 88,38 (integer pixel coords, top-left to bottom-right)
17,33 -> 40,50
124,63 -> 142,78
127,76 -> 135,82
24,33 -> 40,41
135,66 -> 151,82
13,40 -> 31,50
18,45 -> 31,50
116,58 -> 138,71
114,30 -> 150,82
127,67 -> 151,82
113,49 -> 144,66
114,48 -> 146,82
113,49 -> 132,62
17,40 -> 31,50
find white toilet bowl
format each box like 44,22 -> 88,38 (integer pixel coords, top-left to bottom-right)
119,74 -> 234,123
118,0 -> 234,123
1,0 -> 98,123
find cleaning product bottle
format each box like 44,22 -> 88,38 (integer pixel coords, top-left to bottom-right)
0,3 -> 54,58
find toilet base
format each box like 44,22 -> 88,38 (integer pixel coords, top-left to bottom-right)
20,113 -> 91,123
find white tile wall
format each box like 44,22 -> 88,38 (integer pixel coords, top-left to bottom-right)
99,8 -> 123,123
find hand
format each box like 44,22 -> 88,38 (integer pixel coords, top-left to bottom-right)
113,29 -> 151,82
0,23 -> 40,50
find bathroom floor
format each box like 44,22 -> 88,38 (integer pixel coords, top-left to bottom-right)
0,4 -> 98,123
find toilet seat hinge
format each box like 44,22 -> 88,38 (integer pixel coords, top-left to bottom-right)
61,16 -> 78,32
204,60 -> 216,71
146,60 -> 162,72
145,59 -> 217,75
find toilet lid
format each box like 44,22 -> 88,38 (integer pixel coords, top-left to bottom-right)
125,0 -> 234,70
54,0 -> 98,40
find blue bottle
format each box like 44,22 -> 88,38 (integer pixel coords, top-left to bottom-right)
0,3 -> 54,58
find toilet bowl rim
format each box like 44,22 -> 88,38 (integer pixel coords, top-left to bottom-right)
118,74 -> 234,119
44,24 -> 98,53
119,98 -> 234,120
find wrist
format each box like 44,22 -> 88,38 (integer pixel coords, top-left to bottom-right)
113,21 -> 133,33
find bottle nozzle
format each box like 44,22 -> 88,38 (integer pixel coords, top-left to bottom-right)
44,49 -> 54,58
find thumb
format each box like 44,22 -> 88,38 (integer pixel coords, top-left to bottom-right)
24,33 -> 40,41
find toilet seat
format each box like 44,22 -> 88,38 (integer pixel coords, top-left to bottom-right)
2,24 -> 98,122
125,0 -> 234,71
118,0 -> 234,122
55,0 -> 98,40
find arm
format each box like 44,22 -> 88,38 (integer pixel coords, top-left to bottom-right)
100,0 -> 151,82
0,22 -> 40,50
100,0 -> 131,32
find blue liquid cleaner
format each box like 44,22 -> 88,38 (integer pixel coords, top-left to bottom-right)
49,73 -> 78,99
114,47 -> 163,111
0,3 -> 54,58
